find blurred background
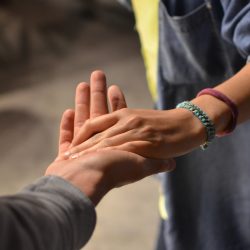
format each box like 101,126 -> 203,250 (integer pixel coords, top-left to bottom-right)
0,0 -> 161,249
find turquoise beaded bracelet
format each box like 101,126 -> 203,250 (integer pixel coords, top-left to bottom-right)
176,101 -> 216,150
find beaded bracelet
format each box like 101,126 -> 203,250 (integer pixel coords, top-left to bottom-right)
197,88 -> 238,136
176,101 -> 216,150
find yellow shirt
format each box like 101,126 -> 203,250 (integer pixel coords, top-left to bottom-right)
131,0 -> 168,220
131,0 -> 159,101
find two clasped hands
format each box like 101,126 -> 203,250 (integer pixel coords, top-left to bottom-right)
46,70 -> 195,205
48,68 -> 227,206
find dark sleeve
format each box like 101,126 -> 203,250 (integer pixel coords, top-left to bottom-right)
220,1 -> 250,62
0,176 -> 96,250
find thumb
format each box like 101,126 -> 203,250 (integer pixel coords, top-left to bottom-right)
143,158 -> 176,177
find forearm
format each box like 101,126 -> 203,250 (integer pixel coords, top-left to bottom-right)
66,64 -> 250,160
0,176 -> 96,250
192,63 -> 250,134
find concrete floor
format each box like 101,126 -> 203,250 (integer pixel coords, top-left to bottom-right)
0,2 -> 161,250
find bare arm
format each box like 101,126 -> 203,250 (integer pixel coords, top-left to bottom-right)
193,63 -> 250,133
65,65 -> 250,160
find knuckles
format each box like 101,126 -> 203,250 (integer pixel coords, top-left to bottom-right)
141,125 -> 164,147
152,134 -> 164,147
125,115 -> 144,129
116,109 -> 144,128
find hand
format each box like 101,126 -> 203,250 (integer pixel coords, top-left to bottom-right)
46,150 -> 176,205
55,70 -> 127,161
64,108 -> 206,160
47,71 -> 175,205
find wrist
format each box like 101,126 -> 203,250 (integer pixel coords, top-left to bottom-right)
191,95 -> 232,135
45,161 -> 110,206
65,171 -> 110,206
162,108 -> 207,151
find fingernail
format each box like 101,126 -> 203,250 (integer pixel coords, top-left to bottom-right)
70,153 -> 79,159
64,151 -> 71,158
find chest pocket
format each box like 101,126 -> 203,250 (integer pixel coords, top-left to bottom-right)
158,0 -> 232,86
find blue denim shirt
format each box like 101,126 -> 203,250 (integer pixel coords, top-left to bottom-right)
119,1 -> 250,250
156,1 -> 250,250
157,0 -> 250,109
121,0 -> 250,61
165,0 -> 250,61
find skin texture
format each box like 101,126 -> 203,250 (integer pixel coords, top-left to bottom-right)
56,71 -> 126,161
46,70 -> 175,205
46,150 -> 175,205
66,108 -> 205,160
65,64 -> 250,161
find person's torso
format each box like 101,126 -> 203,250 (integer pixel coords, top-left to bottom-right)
132,1 -> 250,250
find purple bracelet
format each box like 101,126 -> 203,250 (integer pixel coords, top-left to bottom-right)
197,88 -> 238,136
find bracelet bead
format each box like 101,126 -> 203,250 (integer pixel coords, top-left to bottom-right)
176,101 -> 216,150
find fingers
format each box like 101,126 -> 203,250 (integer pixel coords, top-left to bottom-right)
86,141 -> 169,160
72,71 -> 127,147
117,142 -> 161,159
109,141 -> 153,158
67,124 -> 132,158
108,85 -> 127,111
90,70 -> 109,118
69,113 -> 118,147
104,150 -> 176,187
57,109 -> 75,158
74,82 -> 90,137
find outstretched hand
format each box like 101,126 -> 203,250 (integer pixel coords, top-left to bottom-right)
56,70 -> 127,161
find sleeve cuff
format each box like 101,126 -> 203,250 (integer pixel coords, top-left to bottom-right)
21,175 -> 97,248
